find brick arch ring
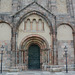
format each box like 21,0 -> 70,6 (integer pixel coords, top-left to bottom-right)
20,34 -> 49,50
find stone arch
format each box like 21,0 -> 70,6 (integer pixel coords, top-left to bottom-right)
16,11 -> 53,69
0,21 -> 12,49
18,34 -> 50,70
20,34 -> 49,50
0,20 -> 12,28
0,21 -> 12,40
0,21 -> 12,68
57,23 -> 74,32
0,21 -> 12,41
57,23 -> 74,65
16,10 -> 53,34
57,23 -> 74,40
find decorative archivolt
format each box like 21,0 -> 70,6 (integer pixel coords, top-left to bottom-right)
21,36 -> 49,50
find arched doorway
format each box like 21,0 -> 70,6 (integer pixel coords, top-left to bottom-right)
18,35 -> 50,70
28,44 -> 40,69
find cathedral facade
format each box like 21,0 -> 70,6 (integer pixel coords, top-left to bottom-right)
0,0 -> 75,71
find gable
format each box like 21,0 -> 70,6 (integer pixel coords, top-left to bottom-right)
12,1 -> 55,33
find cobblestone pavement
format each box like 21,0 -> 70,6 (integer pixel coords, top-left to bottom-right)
0,71 -> 75,75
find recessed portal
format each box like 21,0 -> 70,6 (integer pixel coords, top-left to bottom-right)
28,44 -> 40,69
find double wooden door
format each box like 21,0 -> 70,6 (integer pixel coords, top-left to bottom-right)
28,44 -> 40,69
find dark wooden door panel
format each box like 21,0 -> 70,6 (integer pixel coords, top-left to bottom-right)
28,44 -> 40,69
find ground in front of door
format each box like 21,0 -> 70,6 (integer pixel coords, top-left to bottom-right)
0,71 -> 75,75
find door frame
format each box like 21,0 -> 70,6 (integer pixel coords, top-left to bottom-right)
20,35 -> 50,70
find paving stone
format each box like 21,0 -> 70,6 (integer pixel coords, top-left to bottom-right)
0,71 -> 75,75
35,73 -> 41,75
6,72 -> 18,75
50,68 -> 62,72
55,72 -> 65,75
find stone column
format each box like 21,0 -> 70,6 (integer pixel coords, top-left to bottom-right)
11,27 -> 16,67
25,50 -> 28,70
54,16 -> 58,65
48,49 -> 50,65
55,32 -> 58,65
50,34 -> 54,65
19,50 -> 22,65
73,32 -> 75,70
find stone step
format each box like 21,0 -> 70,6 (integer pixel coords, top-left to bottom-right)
8,69 -> 20,72
0,71 -> 75,75
50,68 -> 62,72
6,72 -> 18,75
8,67 -> 20,72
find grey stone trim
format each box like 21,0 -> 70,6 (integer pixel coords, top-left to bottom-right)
12,1 -> 55,18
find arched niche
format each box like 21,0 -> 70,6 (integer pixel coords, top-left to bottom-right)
0,23 -> 11,41
57,24 -> 74,65
0,22 -> 11,68
57,25 -> 73,40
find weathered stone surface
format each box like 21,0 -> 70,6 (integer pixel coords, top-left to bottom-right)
50,68 -> 62,72
0,0 -> 75,71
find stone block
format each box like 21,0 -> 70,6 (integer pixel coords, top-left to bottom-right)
50,68 -> 62,72
6,72 -> 18,75
8,67 -> 20,72
8,68 -> 20,72
2,68 -> 9,72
